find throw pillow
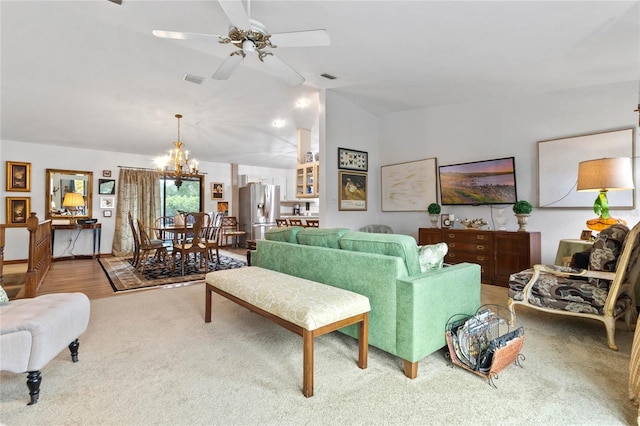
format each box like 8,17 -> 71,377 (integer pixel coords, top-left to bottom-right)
0,285 -> 9,305
417,242 -> 448,273
588,224 -> 629,288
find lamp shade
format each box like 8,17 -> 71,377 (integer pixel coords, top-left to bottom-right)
62,192 -> 85,208
577,157 -> 635,192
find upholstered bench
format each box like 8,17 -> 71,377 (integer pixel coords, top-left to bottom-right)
204,267 -> 371,397
0,292 -> 90,405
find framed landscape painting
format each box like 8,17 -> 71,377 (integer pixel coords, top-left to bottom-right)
6,161 -> 31,192
6,196 -> 30,227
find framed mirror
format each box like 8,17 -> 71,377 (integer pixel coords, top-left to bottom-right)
45,169 -> 93,220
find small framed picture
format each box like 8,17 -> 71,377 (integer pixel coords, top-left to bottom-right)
103,210 -> 113,218
99,179 -> 116,195
211,182 -> 224,200
100,197 -> 115,209
102,170 -> 112,177
441,214 -> 452,228
6,161 -> 31,192
338,148 -> 368,172
5,196 -> 31,227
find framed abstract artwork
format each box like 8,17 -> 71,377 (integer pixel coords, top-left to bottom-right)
211,182 -> 224,200
98,179 -> 116,195
381,158 -> 438,211
538,128 -> 635,209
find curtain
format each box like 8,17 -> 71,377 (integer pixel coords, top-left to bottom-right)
112,168 -> 161,257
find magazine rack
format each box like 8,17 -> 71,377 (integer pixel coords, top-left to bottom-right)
445,304 -> 525,387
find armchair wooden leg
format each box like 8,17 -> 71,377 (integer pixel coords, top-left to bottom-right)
403,360 -> 418,379
26,370 -> 41,405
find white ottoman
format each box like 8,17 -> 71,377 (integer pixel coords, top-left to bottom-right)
0,292 -> 90,405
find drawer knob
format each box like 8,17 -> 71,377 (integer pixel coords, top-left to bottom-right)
477,256 -> 485,261
449,243 -> 456,248
476,245 -> 484,250
448,233 -> 455,239
449,253 -> 456,258
476,235 -> 485,240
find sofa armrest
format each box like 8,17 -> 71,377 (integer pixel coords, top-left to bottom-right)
395,262 -> 482,362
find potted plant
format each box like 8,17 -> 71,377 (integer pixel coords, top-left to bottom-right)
512,200 -> 532,232
428,203 -> 441,228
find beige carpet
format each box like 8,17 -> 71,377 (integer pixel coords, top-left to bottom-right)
0,284 -> 636,425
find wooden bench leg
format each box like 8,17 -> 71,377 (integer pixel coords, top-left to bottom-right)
303,329 -> 314,398
205,284 -> 212,323
358,313 -> 369,369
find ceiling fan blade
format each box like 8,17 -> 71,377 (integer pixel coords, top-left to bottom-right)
269,29 -> 330,48
218,0 -> 250,31
152,30 -> 223,42
262,53 -> 305,86
212,54 -> 243,80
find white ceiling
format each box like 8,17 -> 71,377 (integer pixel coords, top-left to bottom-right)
2,1 -> 638,170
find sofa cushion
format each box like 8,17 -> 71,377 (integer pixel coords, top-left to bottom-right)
417,243 -> 448,273
0,285 -> 8,305
265,226 -> 304,243
296,228 -> 350,249
338,231 -> 421,276
589,224 -> 629,288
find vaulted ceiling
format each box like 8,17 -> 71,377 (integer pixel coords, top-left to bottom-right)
2,1 -> 638,169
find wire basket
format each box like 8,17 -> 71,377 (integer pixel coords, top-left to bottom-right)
445,304 -> 525,387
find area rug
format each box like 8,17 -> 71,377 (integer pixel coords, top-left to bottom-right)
98,254 -> 246,292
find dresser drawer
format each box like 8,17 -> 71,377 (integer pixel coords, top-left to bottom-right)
442,230 -> 491,244
446,241 -> 491,253
446,251 -> 492,280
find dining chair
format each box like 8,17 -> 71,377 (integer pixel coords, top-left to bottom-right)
276,218 -> 289,227
154,216 -> 176,244
172,212 -> 210,275
221,216 -> 246,247
127,212 -> 141,268
204,212 -> 224,265
136,218 -> 169,273
304,219 -> 319,227
288,218 -> 303,226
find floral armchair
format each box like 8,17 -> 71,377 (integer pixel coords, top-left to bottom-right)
508,221 -> 640,351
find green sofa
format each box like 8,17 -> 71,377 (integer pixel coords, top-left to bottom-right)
253,226 -> 481,378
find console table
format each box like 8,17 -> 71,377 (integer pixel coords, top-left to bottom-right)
419,228 -> 541,287
51,223 -> 101,260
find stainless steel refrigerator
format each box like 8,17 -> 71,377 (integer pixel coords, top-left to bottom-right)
239,183 -> 280,240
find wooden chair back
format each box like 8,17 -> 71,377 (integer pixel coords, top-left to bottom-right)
276,218 -> 289,227
304,219 -> 319,227
288,218 -> 303,226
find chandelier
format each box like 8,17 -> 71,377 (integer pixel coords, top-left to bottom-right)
154,114 -> 199,189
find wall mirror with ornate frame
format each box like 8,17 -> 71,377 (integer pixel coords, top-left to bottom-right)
45,169 -> 93,220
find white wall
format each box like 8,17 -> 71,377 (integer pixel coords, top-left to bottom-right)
1,140 -> 231,261
378,81 -> 639,263
321,91 -> 380,230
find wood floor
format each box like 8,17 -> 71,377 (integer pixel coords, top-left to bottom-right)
5,247 -> 250,301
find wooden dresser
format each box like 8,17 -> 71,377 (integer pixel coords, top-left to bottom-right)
419,228 -> 541,287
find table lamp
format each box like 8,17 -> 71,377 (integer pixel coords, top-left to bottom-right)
62,192 -> 85,224
577,157 -> 634,231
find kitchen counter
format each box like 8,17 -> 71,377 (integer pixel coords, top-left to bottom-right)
279,215 -> 319,220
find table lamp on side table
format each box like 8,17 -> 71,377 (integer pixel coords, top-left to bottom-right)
577,157 -> 635,231
62,192 -> 85,224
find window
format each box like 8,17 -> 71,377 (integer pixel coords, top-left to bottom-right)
159,176 -> 204,217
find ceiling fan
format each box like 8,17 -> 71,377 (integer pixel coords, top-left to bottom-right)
152,0 -> 330,86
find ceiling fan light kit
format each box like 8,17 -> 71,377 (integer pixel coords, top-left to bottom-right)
152,0 -> 330,86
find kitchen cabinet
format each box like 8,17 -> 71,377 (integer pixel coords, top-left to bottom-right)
295,162 -> 319,198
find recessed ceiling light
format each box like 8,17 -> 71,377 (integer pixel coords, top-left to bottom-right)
272,119 -> 286,128
296,98 -> 310,108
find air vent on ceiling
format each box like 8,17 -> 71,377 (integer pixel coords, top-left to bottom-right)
107,0 -> 123,5
320,73 -> 337,80
183,74 -> 204,85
